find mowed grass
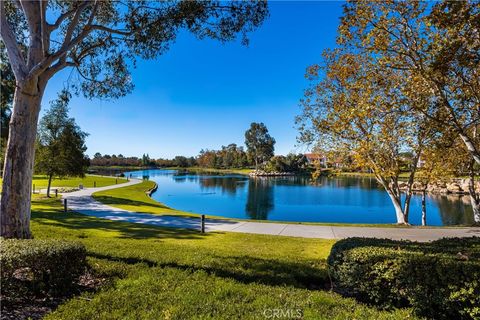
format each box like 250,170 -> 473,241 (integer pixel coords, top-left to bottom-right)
92,180 -> 199,218
0,175 -> 126,192
29,195 -> 415,319
32,174 -> 127,189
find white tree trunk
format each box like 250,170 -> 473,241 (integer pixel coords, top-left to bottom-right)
421,190 -> 427,226
470,196 -> 480,224
1,85 -> 44,238
467,162 -> 480,224
386,190 -> 407,224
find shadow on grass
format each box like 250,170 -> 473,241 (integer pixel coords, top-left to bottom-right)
89,252 -> 330,290
32,209 -> 210,240
92,195 -> 171,210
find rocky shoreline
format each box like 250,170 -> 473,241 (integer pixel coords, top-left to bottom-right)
399,178 -> 478,195
249,170 -> 297,177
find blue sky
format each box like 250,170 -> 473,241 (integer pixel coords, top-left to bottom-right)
42,1 -> 344,158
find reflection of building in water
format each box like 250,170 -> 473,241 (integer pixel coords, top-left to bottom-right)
245,179 -> 274,220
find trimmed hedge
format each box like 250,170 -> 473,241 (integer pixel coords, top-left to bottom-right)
328,237 -> 480,320
1,239 -> 87,296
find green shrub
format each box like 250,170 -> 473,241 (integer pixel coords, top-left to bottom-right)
328,237 -> 480,320
1,239 -> 87,297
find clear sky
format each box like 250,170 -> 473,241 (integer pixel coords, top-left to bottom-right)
42,1 -> 344,159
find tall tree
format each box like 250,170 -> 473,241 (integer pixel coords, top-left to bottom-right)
297,50 -> 434,224
35,91 -> 89,197
0,42 -> 15,166
338,1 -> 480,166
245,122 -> 275,170
0,0 -> 268,238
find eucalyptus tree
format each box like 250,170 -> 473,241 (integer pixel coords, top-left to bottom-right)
0,0 -> 268,238
245,122 -> 276,170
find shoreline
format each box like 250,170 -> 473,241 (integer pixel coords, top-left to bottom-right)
127,180 -> 478,229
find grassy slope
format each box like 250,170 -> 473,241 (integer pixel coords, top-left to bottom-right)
92,180 -> 199,218
29,195 -> 414,319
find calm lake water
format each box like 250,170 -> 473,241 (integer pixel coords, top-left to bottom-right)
126,169 -> 474,226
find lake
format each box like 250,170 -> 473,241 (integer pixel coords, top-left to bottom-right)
126,169 -> 474,226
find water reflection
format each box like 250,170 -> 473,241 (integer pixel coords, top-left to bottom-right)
431,194 -> 474,225
125,169 -> 473,226
245,179 -> 274,220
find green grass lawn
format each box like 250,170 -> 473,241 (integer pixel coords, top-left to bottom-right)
31,174 -> 128,189
0,175 -> 127,192
29,195 -> 415,319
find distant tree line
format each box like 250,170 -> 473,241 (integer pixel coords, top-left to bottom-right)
90,153 -> 197,168
89,122 -> 307,173
197,144 -> 250,169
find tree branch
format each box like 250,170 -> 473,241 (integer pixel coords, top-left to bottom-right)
40,0 -> 49,54
0,0 -> 27,81
48,6 -> 78,32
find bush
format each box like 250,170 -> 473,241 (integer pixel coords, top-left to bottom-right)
328,237 -> 480,320
1,239 -> 87,297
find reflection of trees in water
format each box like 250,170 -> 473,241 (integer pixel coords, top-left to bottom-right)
172,173 -> 248,195
316,176 -> 379,190
245,178 -> 274,220
199,177 -> 246,195
429,194 -> 473,225
271,175 -> 379,190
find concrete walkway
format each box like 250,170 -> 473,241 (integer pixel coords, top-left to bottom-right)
62,179 -> 480,242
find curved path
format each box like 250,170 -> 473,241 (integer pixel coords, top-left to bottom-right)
61,179 -> 480,242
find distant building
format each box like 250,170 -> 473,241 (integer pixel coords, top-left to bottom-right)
304,152 -> 347,168
416,156 -> 425,168
304,153 -> 327,167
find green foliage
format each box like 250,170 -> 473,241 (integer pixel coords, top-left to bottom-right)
0,239 -> 87,297
35,91 -> 89,194
328,237 -> 480,319
264,153 -> 307,173
0,42 -> 14,167
245,122 -> 276,169
172,155 -> 197,167
197,143 -> 250,169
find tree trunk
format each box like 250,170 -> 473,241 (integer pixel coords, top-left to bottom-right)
468,172 -> 480,224
46,173 -> 53,198
467,160 -> 480,224
421,189 -> 427,226
403,189 -> 413,223
1,85 -> 44,239
471,198 -> 480,224
386,189 -> 407,224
